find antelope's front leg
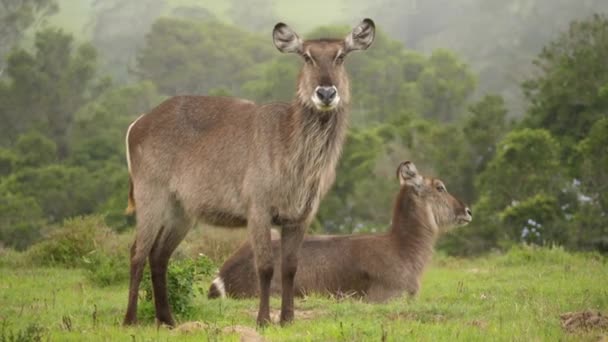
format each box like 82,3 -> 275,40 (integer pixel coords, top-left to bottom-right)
279,222 -> 306,325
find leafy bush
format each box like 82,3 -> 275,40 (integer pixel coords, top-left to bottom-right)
500,194 -> 564,245
1,165 -> 98,224
139,254 -> 216,321
83,251 -> 129,287
26,215 -> 111,267
0,192 -> 46,250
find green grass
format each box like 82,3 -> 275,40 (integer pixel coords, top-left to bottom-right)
1,246 -> 607,341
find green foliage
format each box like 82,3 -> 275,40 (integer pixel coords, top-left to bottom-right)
500,194 -> 563,245
0,322 -> 47,342
83,250 -> 129,287
138,17 -> 274,95
416,50 -> 476,122
523,14 -> 608,145
463,95 -> 510,176
1,164 -> 96,223
445,129 -> 566,255
0,0 -> 58,60
14,131 -> 57,168
0,28 -> 99,155
242,56 -> 298,103
478,129 -> 562,207
317,125 -> 392,232
1,8 -> 608,256
139,254 -> 217,320
0,192 -> 46,250
26,215 -> 110,267
494,244 -> 598,266
0,148 -> 17,177
572,117 -> 608,252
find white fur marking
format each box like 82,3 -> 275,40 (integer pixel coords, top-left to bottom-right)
125,114 -> 145,174
212,276 -> 226,298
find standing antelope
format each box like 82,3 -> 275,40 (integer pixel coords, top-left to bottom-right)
208,161 -> 472,301
123,19 -> 376,326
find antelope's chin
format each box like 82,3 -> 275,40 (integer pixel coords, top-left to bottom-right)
456,217 -> 472,226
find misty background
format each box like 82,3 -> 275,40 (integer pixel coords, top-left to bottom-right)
1,0 -> 607,256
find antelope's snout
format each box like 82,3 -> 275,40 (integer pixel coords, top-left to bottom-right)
458,207 -> 473,226
312,85 -> 340,111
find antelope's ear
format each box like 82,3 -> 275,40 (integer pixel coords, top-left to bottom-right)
397,161 -> 423,188
344,18 -> 375,53
273,23 -> 303,54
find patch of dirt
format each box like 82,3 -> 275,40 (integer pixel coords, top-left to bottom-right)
247,309 -> 326,323
223,325 -> 265,342
466,268 -> 489,274
386,312 -> 416,321
174,322 -> 265,341
560,310 -> 608,333
386,312 -> 446,323
174,321 -> 208,333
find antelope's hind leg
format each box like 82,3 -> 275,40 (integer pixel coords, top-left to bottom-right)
123,199 -> 168,326
148,204 -> 193,327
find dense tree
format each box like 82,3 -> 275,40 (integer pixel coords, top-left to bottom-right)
14,131 -> 57,168
0,0 -> 58,67
523,14 -> 608,146
0,191 -> 46,250
317,125 -> 393,232
446,129 -> 567,254
0,28 -> 99,156
572,117 -> 608,251
463,95 -> 510,177
137,17 -> 274,96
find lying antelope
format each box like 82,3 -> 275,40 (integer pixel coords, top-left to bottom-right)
209,161 -> 472,301
123,19 -> 376,326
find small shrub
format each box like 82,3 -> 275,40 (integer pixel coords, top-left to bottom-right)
139,254 -> 216,321
82,251 -> 129,287
26,215 -> 111,267
0,247 -> 28,269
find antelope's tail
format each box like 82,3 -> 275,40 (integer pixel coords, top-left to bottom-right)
125,176 -> 136,216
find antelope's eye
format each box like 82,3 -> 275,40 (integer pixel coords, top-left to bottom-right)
436,185 -> 446,192
303,54 -> 313,64
335,54 -> 345,64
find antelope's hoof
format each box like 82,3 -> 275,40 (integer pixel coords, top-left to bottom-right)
279,312 -> 294,326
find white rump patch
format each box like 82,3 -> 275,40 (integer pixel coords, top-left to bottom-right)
125,114 -> 145,174
212,276 -> 226,298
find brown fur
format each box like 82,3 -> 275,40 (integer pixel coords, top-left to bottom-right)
209,161 -> 472,301
122,19 -> 376,327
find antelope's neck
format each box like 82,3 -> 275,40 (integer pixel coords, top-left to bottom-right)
277,104 -> 349,218
285,105 -> 348,172
389,192 -> 438,275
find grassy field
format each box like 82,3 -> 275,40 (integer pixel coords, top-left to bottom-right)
1,246 -> 607,341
